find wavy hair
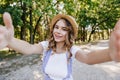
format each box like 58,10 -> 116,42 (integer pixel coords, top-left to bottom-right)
48,18 -> 75,60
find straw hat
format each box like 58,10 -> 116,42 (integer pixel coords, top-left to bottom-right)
50,14 -> 78,39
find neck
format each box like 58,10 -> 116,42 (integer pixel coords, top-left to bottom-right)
56,41 -> 64,49
56,41 -> 66,53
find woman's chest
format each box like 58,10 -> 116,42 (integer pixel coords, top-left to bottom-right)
45,54 -> 68,79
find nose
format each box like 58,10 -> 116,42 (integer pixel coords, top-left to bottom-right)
56,28 -> 62,33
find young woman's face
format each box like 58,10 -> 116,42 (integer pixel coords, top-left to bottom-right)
53,19 -> 69,42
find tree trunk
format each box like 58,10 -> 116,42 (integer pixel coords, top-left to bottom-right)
29,6 -> 34,44
20,1 -> 26,40
82,27 -> 86,42
88,27 -> 95,42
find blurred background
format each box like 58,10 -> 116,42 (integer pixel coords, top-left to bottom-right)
0,0 -> 120,59
0,0 -> 120,62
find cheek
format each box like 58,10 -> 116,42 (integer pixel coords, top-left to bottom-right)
62,31 -> 67,36
53,29 -> 57,34
63,32 -> 68,39
52,29 -> 55,35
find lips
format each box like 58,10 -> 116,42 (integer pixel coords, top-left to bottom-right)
54,33 -> 63,39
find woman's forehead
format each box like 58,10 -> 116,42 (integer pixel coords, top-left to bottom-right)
55,19 -> 67,27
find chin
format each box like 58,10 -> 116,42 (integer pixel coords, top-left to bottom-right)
55,39 -> 64,42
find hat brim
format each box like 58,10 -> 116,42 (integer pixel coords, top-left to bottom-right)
50,14 -> 78,39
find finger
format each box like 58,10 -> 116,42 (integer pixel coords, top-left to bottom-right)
3,12 -> 14,30
114,20 -> 120,30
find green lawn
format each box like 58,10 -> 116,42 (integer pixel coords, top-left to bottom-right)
0,50 -> 21,61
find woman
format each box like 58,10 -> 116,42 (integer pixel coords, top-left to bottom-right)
0,12 -> 120,80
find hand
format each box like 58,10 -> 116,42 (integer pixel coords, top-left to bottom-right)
109,20 -> 120,62
0,12 -> 14,49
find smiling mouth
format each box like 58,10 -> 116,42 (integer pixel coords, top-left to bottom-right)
54,33 -> 63,39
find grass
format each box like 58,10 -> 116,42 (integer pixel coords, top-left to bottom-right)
0,50 -> 21,61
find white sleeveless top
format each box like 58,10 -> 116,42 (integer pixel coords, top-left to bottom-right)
40,41 -> 81,80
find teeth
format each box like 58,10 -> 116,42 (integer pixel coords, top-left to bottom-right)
54,33 -> 63,39
56,36 -> 61,38
55,34 -> 62,37
55,35 -> 62,38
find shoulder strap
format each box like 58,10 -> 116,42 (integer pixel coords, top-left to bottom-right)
42,49 -> 52,72
42,49 -> 53,80
63,52 -> 72,80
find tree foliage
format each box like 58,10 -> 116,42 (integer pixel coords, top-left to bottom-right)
0,0 -> 120,43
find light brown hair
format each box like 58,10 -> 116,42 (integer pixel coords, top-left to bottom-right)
48,18 -> 75,59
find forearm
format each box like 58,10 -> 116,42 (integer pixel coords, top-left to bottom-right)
7,38 -> 35,54
86,48 -> 112,64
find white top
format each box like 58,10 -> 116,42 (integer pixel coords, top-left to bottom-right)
40,41 -> 82,80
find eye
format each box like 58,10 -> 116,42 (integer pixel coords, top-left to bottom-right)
62,27 -> 69,31
54,25 -> 59,29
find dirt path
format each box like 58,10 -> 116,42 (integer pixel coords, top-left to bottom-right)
73,40 -> 120,80
0,40 -> 120,80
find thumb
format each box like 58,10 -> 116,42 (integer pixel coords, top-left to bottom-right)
3,12 -> 14,30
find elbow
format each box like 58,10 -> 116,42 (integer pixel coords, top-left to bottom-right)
85,61 -> 96,65
78,59 -> 94,65
81,59 -> 92,65
19,50 -> 34,55
82,59 -> 97,65
21,45 -> 37,55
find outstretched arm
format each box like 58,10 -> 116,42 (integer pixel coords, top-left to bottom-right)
8,38 -> 43,55
75,20 -> 120,64
75,48 -> 111,65
0,12 -> 43,55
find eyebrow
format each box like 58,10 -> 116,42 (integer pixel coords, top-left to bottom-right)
55,24 -> 67,28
